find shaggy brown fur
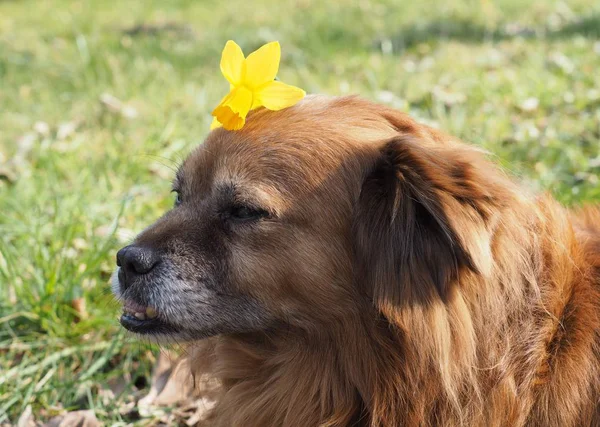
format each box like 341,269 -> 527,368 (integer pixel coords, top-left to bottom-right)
123,95 -> 600,426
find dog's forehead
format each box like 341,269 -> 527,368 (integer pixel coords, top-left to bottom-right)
181,133 -> 339,203
178,96 -> 399,201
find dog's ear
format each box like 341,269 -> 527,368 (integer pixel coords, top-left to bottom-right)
353,136 -> 478,306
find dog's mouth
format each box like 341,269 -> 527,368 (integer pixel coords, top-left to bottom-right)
119,299 -> 176,334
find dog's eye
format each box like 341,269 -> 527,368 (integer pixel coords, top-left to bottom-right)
229,205 -> 266,221
173,191 -> 182,207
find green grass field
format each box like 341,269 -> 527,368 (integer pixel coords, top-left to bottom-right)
1,0 -> 599,423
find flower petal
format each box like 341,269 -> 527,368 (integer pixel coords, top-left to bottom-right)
210,117 -> 222,130
220,40 -> 245,85
214,106 -> 245,130
244,41 -> 280,89
254,81 -> 305,111
211,86 -> 253,130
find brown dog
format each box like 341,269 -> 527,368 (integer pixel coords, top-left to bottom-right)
112,95 -> 600,426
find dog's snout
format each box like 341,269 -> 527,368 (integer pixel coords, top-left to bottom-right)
116,245 -> 160,276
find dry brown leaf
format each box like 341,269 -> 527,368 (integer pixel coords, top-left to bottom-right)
137,351 -> 217,425
56,122 -> 78,141
100,93 -> 138,119
0,166 -> 18,184
138,351 -> 193,408
43,410 -> 99,427
0,132 -> 36,184
70,298 -> 88,322
33,121 -> 50,137
16,405 -> 35,427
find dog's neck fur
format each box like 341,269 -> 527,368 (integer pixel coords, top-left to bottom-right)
198,315 -> 408,426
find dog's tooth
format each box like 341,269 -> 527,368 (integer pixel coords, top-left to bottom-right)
146,307 -> 157,318
134,312 -> 146,320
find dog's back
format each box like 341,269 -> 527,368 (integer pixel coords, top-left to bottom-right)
513,199 -> 600,426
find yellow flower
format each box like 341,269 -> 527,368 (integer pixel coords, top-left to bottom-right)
211,40 -> 306,131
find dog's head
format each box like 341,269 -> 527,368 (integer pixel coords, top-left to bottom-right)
113,95 -> 498,342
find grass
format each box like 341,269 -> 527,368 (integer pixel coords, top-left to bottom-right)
1,0 -> 599,423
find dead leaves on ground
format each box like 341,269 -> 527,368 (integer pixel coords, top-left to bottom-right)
133,351 -> 217,426
14,408 -> 99,427
10,351 -> 216,426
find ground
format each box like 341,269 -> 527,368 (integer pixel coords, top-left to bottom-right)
0,0 -> 599,424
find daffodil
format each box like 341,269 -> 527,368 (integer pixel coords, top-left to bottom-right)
211,40 -> 306,131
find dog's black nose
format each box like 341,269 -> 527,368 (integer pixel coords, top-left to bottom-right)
116,245 -> 160,276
